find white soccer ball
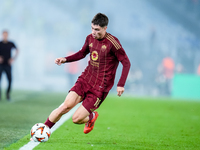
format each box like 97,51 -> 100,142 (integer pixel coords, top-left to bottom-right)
30,123 -> 51,142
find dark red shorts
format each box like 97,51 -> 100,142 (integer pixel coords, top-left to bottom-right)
70,78 -> 108,114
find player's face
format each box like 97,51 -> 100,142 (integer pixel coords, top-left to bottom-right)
2,32 -> 8,41
91,23 -> 107,40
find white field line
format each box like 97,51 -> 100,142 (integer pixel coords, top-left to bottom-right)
19,104 -> 80,150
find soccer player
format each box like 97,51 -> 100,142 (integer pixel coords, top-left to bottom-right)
44,13 -> 131,134
0,30 -> 19,101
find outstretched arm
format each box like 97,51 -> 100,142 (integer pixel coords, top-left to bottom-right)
56,36 -> 90,65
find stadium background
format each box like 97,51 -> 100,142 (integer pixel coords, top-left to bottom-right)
0,0 -> 200,149
0,0 -> 200,99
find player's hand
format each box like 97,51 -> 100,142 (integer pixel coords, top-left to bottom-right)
8,58 -> 14,65
55,57 -> 66,65
117,86 -> 124,97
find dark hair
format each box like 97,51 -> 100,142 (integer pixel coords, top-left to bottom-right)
91,13 -> 109,27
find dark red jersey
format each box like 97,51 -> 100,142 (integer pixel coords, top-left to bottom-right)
65,33 -> 131,92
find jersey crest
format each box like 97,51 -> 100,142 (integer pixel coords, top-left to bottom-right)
91,51 -> 98,61
101,45 -> 107,52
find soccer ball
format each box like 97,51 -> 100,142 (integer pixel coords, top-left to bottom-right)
30,123 -> 51,142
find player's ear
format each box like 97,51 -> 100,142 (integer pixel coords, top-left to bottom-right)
103,26 -> 107,31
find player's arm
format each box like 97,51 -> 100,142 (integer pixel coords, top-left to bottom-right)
111,40 -> 131,96
9,43 -> 19,65
55,36 -> 90,65
13,48 -> 19,59
64,37 -> 90,63
117,55 -> 131,96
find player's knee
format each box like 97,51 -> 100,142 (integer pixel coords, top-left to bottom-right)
72,115 -> 82,124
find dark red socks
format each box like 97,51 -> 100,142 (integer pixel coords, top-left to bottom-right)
44,118 -> 55,129
88,112 -> 94,121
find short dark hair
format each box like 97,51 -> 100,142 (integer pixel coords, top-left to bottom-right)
91,13 -> 109,27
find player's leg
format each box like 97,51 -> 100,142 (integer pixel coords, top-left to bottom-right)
0,65 -> 3,100
83,92 -> 108,134
72,93 -> 98,125
72,104 -> 99,134
72,104 -> 90,124
45,91 -> 82,128
72,93 -> 103,134
4,65 -> 12,100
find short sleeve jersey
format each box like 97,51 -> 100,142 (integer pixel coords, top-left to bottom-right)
0,41 -> 17,65
66,33 -> 130,92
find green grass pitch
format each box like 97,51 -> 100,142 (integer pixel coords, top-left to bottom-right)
1,91 -> 200,150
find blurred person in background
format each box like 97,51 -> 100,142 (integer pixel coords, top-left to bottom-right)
0,30 -> 19,101
197,64 -> 200,75
157,56 -> 174,96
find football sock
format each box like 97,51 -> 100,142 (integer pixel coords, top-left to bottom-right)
44,118 -> 55,129
88,112 -> 95,121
